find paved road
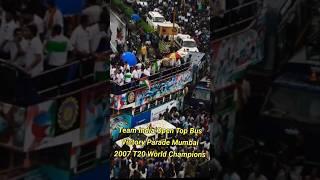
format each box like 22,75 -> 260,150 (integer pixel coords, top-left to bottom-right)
110,10 -> 127,52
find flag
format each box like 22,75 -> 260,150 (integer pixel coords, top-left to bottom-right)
152,61 -> 159,72
141,79 -> 151,89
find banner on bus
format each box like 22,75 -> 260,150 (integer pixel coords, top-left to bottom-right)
214,108 -> 236,155
111,69 -> 192,110
131,111 -> 151,127
24,100 -> 57,151
110,114 -> 132,141
55,95 -> 80,136
135,70 -> 192,107
0,102 -> 26,148
80,86 -> 108,142
212,10 -> 266,89
150,100 -> 179,121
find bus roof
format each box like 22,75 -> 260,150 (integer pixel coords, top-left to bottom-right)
134,120 -> 176,137
274,73 -> 320,92
288,47 -> 320,66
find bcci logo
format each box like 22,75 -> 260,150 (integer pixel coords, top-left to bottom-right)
127,92 -> 135,104
58,97 -> 79,130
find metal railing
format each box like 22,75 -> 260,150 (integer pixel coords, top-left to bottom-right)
111,61 -> 191,95
0,51 -> 109,106
32,55 -> 104,98
213,0 -> 259,41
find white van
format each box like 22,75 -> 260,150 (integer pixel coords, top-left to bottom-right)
115,120 -> 176,150
146,11 -> 175,30
174,34 -> 199,55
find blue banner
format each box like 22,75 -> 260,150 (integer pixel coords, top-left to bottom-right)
73,162 -> 109,180
54,0 -> 85,15
131,111 -> 151,127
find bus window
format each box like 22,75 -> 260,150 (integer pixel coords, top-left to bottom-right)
192,88 -> 211,101
263,86 -> 320,124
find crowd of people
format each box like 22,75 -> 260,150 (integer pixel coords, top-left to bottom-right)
110,47 -> 192,86
110,0 -> 210,86
130,0 -> 210,53
0,0 -> 108,77
110,107 -> 212,179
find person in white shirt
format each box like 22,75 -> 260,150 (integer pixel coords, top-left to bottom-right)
223,170 -> 241,180
123,62 -> 130,72
176,58 -> 181,66
119,65 -> 124,73
140,167 -> 147,179
71,15 -> 90,56
22,10 -> 44,37
23,24 -> 43,76
44,0 -> 64,38
110,65 -> 116,80
200,138 -> 210,150
129,161 -> 138,178
143,67 -> 150,77
46,24 -> 73,69
136,62 -> 142,69
137,66 -> 142,78
116,70 -> 124,85
82,0 -> 102,25
87,20 -> 107,53
248,166 -> 268,180
132,66 -> 139,80
2,28 -> 28,64
0,11 -> 19,49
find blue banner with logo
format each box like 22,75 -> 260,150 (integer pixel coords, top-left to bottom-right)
131,111 -> 151,127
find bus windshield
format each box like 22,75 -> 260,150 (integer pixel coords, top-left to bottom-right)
154,17 -> 165,22
192,88 -> 210,101
183,41 -> 197,48
262,86 -> 320,124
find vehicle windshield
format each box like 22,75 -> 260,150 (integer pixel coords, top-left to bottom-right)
153,17 -> 165,22
183,41 -> 197,48
262,86 -> 320,124
130,133 -> 148,141
192,88 -> 210,101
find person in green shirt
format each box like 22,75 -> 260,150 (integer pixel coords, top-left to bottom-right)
124,69 -> 133,84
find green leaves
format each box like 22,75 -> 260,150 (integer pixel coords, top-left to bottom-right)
111,0 -> 153,33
